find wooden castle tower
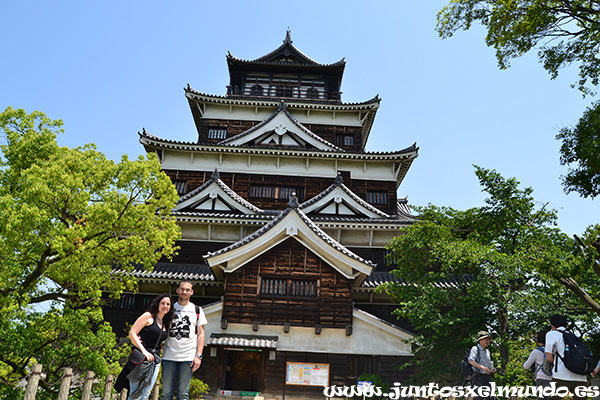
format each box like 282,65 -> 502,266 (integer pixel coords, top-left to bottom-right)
105,30 -> 419,399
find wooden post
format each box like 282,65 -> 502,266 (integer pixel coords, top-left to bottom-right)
151,381 -> 160,400
119,388 -> 128,400
24,364 -> 43,400
101,373 -> 112,400
57,367 -> 73,400
81,370 -> 94,400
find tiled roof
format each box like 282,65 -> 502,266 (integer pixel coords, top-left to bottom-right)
397,197 -> 416,219
299,175 -> 390,218
361,272 -> 473,289
130,263 -> 215,281
216,102 -> 343,152
207,333 -> 278,349
139,129 -> 417,159
176,169 -> 263,214
226,30 -> 345,69
184,87 -> 381,109
206,200 -> 376,269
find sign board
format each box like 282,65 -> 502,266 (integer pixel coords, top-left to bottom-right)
285,362 -> 330,387
358,381 -> 373,389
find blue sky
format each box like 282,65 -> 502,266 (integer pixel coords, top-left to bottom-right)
1,1 -> 596,236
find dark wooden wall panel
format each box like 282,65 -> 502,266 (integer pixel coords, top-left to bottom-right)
222,239 -> 353,328
165,170 -> 397,215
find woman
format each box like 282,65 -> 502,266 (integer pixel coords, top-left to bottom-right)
116,293 -> 174,400
523,329 -> 552,399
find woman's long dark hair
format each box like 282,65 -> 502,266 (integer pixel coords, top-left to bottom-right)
147,293 -> 174,331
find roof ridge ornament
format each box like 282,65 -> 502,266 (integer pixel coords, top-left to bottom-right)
334,173 -> 344,185
211,168 -> 220,180
284,28 -> 292,44
288,192 -> 299,208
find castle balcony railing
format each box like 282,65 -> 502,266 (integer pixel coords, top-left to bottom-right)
226,85 -> 342,102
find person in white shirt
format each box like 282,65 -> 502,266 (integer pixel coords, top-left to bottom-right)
469,331 -> 497,400
545,314 -> 587,400
523,329 -> 552,399
160,280 -> 208,400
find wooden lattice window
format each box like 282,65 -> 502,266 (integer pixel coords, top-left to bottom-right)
260,277 -> 318,298
366,190 -> 388,205
173,180 -> 188,195
208,129 -> 227,140
335,134 -> 354,147
248,185 -> 297,200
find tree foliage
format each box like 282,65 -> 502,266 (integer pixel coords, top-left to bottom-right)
437,0 -> 600,198
556,100 -> 600,198
382,166 -> 593,384
437,0 -> 600,94
0,107 -> 181,394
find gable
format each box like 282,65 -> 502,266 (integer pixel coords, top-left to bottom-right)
205,207 -> 374,284
174,175 -> 262,215
221,238 -> 354,328
300,180 -> 390,219
217,105 -> 342,152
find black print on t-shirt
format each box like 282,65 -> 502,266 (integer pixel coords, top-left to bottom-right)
170,314 -> 192,340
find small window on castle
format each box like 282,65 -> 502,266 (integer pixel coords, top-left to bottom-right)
208,129 -> 227,140
366,190 -> 388,205
248,185 -> 297,200
335,134 -> 354,147
248,185 -> 276,199
260,278 -> 317,298
173,180 -> 188,195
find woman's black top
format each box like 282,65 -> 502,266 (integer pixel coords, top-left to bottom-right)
114,317 -> 168,393
139,318 -> 168,354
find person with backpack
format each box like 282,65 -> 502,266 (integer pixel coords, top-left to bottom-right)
160,280 -> 208,400
545,315 -> 589,400
591,360 -> 600,378
523,329 -> 552,399
469,331 -> 497,400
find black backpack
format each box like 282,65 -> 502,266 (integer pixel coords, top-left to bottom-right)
556,330 -> 594,375
460,347 -> 479,380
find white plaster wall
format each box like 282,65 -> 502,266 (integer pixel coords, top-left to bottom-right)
160,150 -> 399,181
202,303 -> 412,357
202,103 -> 364,127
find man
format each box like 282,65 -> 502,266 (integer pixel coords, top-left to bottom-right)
545,314 -> 587,400
469,331 -> 497,400
161,280 -> 208,400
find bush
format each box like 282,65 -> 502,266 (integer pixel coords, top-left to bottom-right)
188,376 -> 209,399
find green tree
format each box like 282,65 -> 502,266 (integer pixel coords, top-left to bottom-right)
556,100 -> 600,198
0,107 -> 181,395
436,0 -> 600,198
437,0 -> 600,94
381,166 -> 583,384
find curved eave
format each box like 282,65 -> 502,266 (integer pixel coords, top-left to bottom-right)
185,87 -> 380,110
173,212 -> 414,230
140,133 -> 418,161
204,208 -> 374,282
227,52 -> 346,69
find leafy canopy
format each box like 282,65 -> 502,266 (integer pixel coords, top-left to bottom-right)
0,107 -> 181,394
437,0 -> 600,95
556,100 -> 600,198
437,0 -> 600,198
382,166 -> 588,384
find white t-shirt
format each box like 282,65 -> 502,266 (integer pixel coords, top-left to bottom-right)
545,327 -> 587,382
162,302 -> 208,362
